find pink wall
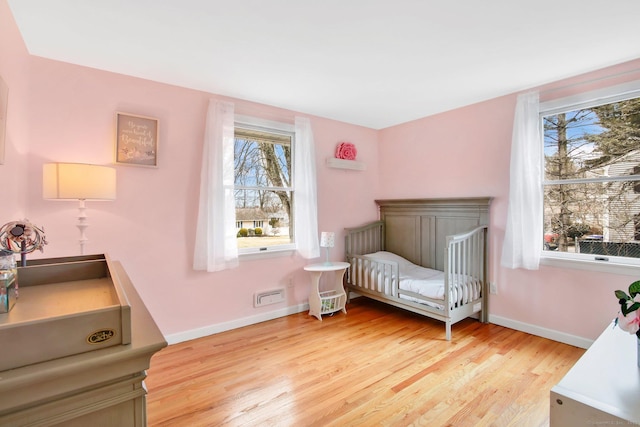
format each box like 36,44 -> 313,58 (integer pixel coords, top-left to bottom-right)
0,1 -> 379,338
0,0 -> 29,222
378,58 -> 640,341
3,0 -> 639,343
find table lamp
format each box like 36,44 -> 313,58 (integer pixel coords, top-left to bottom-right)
43,163 -> 116,255
320,231 -> 335,265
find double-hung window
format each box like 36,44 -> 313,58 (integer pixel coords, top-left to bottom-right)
234,118 -> 296,254
194,102 -> 317,272
541,83 -> 640,266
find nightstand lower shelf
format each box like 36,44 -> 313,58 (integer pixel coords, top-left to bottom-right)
319,290 -> 347,315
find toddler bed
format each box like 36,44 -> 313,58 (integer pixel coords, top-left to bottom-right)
344,198 -> 490,340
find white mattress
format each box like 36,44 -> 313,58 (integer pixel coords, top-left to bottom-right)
362,251 -> 479,307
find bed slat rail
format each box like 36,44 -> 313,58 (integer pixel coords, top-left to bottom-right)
351,258 -> 398,295
345,221 -> 394,297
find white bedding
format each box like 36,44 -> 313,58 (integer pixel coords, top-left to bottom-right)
361,251 -> 479,308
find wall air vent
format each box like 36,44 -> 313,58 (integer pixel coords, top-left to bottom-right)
254,288 -> 285,307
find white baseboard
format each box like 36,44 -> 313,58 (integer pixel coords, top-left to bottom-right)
164,303 -> 593,350
164,303 -> 310,345
489,314 -> 593,349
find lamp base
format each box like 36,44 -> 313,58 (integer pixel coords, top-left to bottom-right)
77,199 -> 89,255
324,247 -> 331,265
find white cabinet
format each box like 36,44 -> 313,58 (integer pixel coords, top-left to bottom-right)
550,322 -> 640,426
304,262 -> 349,321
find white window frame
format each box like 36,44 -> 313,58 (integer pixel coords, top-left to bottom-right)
234,115 -> 296,257
539,80 -> 640,275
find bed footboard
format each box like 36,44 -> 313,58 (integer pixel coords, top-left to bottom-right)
445,226 -> 488,324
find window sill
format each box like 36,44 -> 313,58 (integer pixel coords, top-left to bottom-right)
239,248 -> 297,261
540,254 -> 640,277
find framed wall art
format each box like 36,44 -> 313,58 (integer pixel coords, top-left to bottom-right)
0,75 -> 8,165
115,112 -> 159,167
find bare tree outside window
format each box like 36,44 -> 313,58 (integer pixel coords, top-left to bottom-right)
543,97 -> 640,259
234,126 -> 294,251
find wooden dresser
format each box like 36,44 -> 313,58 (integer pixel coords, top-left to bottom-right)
0,256 -> 166,426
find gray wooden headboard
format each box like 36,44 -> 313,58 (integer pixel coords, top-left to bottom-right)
376,198 -> 491,271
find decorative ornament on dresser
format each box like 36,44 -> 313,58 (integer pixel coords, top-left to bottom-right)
0,219 -> 47,266
335,142 -> 357,160
614,280 -> 640,367
0,220 -> 47,312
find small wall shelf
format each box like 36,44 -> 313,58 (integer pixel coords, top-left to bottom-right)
326,158 -> 365,171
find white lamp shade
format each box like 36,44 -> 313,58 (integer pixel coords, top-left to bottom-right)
320,232 -> 335,248
43,163 -> 116,200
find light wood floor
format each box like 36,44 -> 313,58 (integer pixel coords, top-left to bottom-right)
145,298 -> 585,427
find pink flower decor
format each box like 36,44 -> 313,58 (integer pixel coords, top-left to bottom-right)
617,310 -> 640,335
614,280 -> 640,338
335,142 -> 357,160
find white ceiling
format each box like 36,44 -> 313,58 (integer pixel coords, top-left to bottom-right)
7,1 -> 640,129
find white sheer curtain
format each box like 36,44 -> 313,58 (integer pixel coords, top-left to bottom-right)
294,116 -> 320,259
193,99 -> 239,272
501,91 -> 543,270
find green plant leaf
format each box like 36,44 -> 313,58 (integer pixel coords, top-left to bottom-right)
615,290 -> 630,300
629,280 -> 640,298
621,301 -> 640,316
627,301 -> 640,313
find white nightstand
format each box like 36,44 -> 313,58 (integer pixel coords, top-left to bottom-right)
304,262 -> 349,321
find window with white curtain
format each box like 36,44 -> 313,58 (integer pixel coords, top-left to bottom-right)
194,102 -> 319,272
540,83 -> 640,267
234,117 -> 296,254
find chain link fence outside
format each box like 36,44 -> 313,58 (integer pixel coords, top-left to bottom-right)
577,240 -> 640,258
